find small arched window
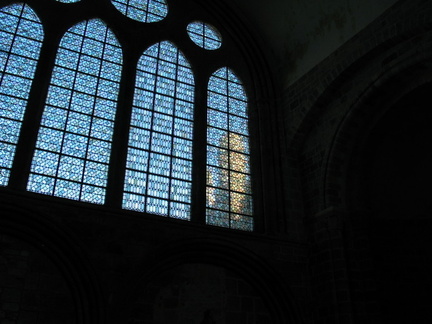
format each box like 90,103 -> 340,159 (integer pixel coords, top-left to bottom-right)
0,3 -> 43,186
27,19 -> 122,204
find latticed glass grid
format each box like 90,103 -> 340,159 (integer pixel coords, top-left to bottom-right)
0,3 -> 43,186
123,41 -> 194,220
187,21 -> 222,50
111,0 -> 168,23
55,0 -> 81,3
206,67 -> 253,231
27,19 -> 122,204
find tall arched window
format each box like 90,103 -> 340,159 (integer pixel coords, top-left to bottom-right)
123,41 -> 194,219
0,3 -> 43,186
206,68 -> 253,231
27,19 -> 122,204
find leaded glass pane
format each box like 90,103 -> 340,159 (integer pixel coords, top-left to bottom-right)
123,41 -> 194,220
28,19 -> 122,204
187,21 -> 222,50
111,0 -> 168,23
206,67 -> 253,231
0,3 -> 43,186
56,0 -> 81,3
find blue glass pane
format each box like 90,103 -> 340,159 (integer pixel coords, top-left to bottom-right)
0,143 -> 15,170
187,21 -> 222,50
147,196 -> 168,215
81,185 -> 105,204
30,150 -> 59,176
171,158 -> 192,181
170,202 -> 190,220
123,192 -> 145,212
0,3 -> 43,186
147,174 -> 169,199
123,41 -> 194,219
28,19 -> 122,204
230,215 -> 253,231
56,0 -> 81,3
206,67 -> 253,231
111,0 -> 168,23
124,169 -> 147,194
27,174 -> 55,195
149,152 -> 170,176
54,179 -> 81,200
206,208 -> 230,228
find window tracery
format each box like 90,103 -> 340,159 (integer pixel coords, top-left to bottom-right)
0,0 -> 256,231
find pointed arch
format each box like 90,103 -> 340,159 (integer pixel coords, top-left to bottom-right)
27,19 -> 123,204
123,41 -> 194,219
0,3 -> 44,186
206,67 -> 253,231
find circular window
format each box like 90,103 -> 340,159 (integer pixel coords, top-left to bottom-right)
187,21 -> 222,50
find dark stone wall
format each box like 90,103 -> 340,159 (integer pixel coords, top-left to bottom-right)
0,193 -> 306,324
0,235 -> 75,324
280,0 -> 432,322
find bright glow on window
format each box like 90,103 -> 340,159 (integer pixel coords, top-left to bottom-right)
206,68 -> 253,231
0,3 -> 43,186
111,0 -> 168,23
123,41 -> 194,219
27,19 -> 122,204
187,21 -> 222,50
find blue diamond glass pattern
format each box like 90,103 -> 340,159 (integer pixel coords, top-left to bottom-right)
0,3 -> 43,186
28,19 -> 122,204
111,0 -> 168,23
123,42 -> 194,219
206,67 -> 253,231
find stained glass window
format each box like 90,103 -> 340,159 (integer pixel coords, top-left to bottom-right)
111,0 -> 168,23
27,19 -> 122,204
0,3 -> 43,186
187,21 -> 222,50
206,68 -> 253,231
123,41 -> 194,220
55,0 -> 81,3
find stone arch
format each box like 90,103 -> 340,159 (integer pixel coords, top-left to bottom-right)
0,203 -> 104,324
324,38 -> 432,213
293,26 -> 432,216
112,238 -> 304,323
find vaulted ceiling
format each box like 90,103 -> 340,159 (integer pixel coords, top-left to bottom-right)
229,0 -> 398,86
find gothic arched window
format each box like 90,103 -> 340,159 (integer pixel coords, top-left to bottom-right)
123,41 -> 194,219
206,68 -> 252,231
27,19 -> 122,204
0,0 -> 258,232
0,3 -> 43,186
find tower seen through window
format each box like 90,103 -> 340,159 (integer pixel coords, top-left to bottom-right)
0,0 -> 254,231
